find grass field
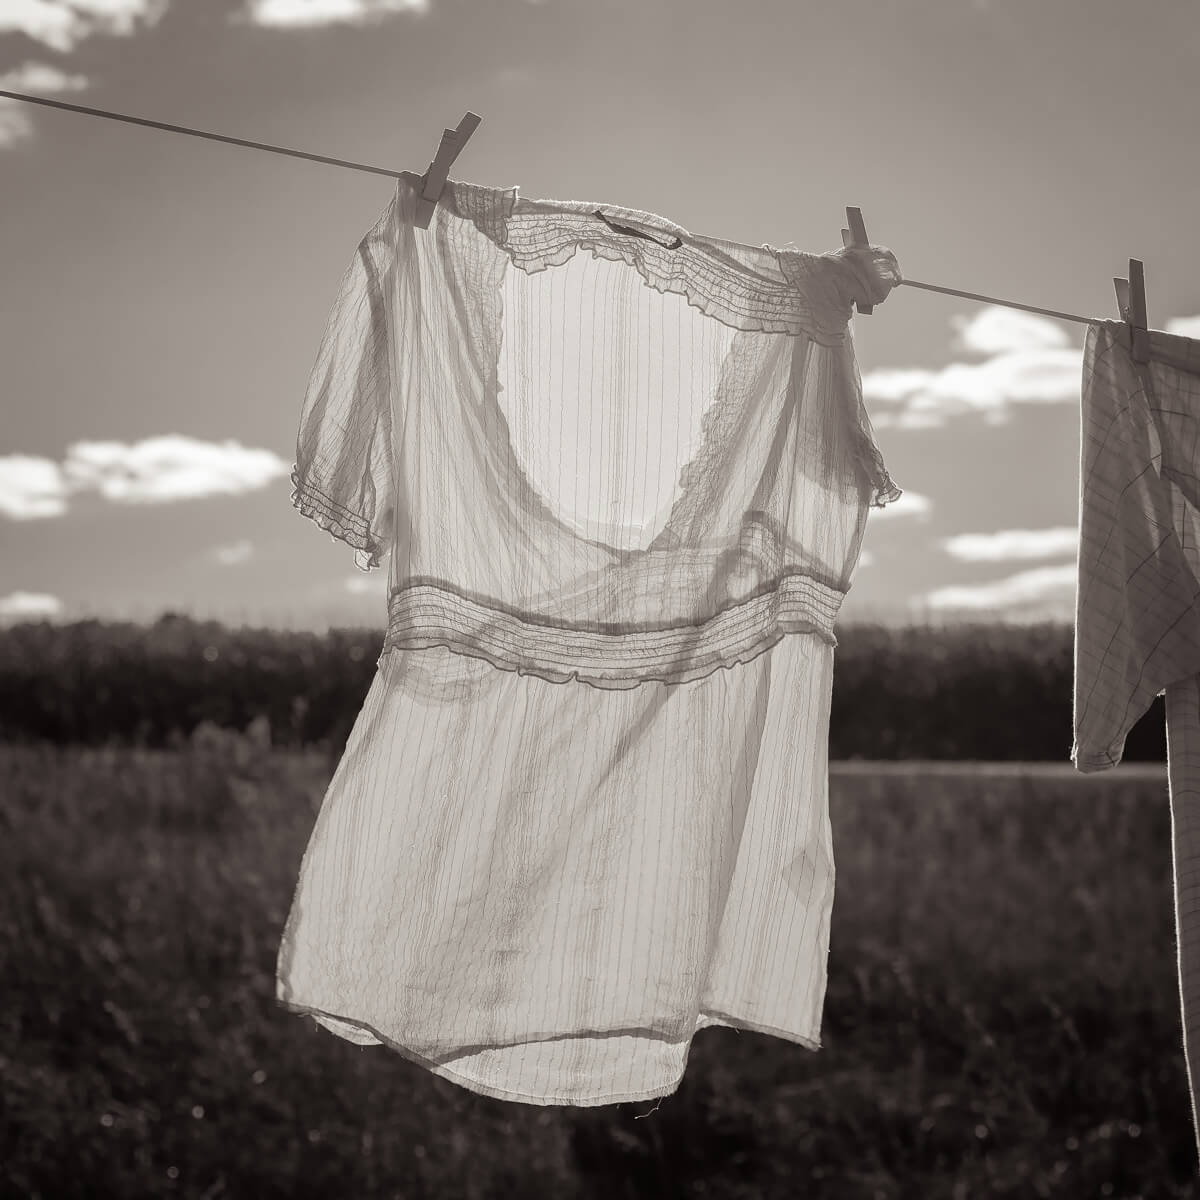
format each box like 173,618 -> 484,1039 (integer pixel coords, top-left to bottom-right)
3,738 -> 1198,1199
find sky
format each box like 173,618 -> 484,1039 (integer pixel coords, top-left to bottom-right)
1,0 -> 1198,633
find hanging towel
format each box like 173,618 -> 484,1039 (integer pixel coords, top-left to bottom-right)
1073,319 -> 1200,1163
275,173 -> 902,1106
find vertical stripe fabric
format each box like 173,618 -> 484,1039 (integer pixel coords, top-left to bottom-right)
277,175 -> 902,1105
1074,320 -> 1200,1162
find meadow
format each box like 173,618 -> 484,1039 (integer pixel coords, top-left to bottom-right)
4,730 -> 1197,1199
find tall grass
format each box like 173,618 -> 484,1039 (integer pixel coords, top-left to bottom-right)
2,735 -> 1195,1198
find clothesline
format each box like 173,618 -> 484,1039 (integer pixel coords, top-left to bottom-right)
894,279 -> 1092,327
0,87 -> 1097,327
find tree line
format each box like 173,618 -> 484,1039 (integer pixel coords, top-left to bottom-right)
0,613 -> 1166,763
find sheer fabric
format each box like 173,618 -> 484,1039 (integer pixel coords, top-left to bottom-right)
1074,320 -> 1200,1162
277,174 -> 902,1104
290,175 -> 901,687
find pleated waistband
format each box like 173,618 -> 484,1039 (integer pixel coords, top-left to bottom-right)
379,574 -> 843,689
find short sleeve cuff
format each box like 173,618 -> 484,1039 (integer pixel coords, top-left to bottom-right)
291,467 -> 387,572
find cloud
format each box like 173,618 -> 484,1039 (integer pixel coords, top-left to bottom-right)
861,369 -> 939,403
0,60 -> 88,92
863,305 -> 1082,429
0,60 -> 89,149
62,435 -> 289,503
0,590 -> 63,624
941,525 -> 1078,562
238,0 -> 542,21
950,306 -> 1070,356
0,436 -> 289,520
1167,316 -> 1200,339
920,563 -> 1076,618
238,0 -> 428,27
868,489 -> 933,521
866,307 -> 1200,431
864,350 -> 1081,429
0,455 -> 69,519
213,538 -> 255,565
0,0 -> 167,53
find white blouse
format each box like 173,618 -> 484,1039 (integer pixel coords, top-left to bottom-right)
276,173 -> 902,1105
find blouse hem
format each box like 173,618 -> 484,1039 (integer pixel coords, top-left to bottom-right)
1070,745 -> 1124,773
275,997 -> 820,1107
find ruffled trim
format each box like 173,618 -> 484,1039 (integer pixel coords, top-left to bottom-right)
868,470 -> 904,509
435,178 -> 902,345
379,573 -> 845,690
290,468 -> 385,572
857,427 -> 904,509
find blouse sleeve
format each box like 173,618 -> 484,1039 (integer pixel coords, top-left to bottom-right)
290,204 -> 397,572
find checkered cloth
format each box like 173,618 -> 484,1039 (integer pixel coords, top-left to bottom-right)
1074,319 -> 1200,1164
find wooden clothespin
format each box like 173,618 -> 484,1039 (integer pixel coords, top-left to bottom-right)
412,112 -> 482,230
1113,258 -> 1149,364
841,206 -> 873,315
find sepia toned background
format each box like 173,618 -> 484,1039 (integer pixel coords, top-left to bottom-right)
3,3 -> 1199,1198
